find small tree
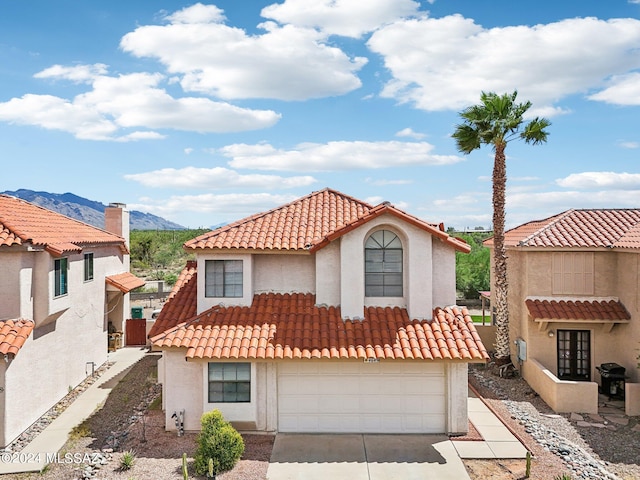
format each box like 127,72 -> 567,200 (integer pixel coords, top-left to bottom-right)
194,410 -> 244,476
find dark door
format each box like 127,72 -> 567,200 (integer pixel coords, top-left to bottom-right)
557,329 -> 591,381
126,318 -> 147,346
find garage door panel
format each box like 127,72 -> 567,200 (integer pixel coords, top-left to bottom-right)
277,361 -> 446,433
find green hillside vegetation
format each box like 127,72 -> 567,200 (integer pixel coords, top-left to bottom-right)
130,229 -> 209,285
453,231 -> 492,299
130,228 -> 492,299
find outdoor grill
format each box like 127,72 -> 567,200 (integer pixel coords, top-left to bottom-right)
596,362 -> 626,399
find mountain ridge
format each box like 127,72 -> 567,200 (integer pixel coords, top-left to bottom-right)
2,189 -> 184,230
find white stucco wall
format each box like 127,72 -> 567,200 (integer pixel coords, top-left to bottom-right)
339,214 -> 447,320
197,253 -> 254,313
253,254 -> 315,294
0,245 -> 129,447
162,351 -> 204,432
315,241 -> 341,306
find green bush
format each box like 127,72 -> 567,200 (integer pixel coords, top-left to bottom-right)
193,409 -> 244,476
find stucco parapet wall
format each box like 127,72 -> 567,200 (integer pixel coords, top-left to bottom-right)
526,358 -> 598,414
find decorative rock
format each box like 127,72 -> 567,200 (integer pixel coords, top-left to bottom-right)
571,413 -> 585,422
577,421 -> 592,427
604,416 -> 629,426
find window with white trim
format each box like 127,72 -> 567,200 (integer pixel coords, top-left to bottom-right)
84,253 -> 94,282
205,260 -> 243,297
365,230 -> 403,297
208,363 -> 251,403
54,258 -> 68,297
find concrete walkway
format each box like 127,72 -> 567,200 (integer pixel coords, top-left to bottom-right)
0,347 -> 148,475
451,394 -> 528,459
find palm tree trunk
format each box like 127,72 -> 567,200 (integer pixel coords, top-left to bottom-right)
492,144 -> 511,363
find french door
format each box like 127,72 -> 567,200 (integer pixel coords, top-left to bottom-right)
557,330 -> 591,381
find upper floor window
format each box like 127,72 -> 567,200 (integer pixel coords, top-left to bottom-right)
84,253 -> 94,282
205,260 -> 243,297
208,363 -> 251,403
365,230 -> 403,297
54,258 -> 68,297
552,252 -> 594,295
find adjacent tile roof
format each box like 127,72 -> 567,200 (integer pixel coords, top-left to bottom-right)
150,292 -> 489,362
148,261 -> 197,338
0,194 -> 128,255
105,272 -> 146,293
525,298 -> 630,322
185,188 -> 470,253
489,209 -> 640,249
0,319 -> 35,357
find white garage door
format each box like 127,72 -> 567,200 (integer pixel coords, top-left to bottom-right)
277,361 -> 445,433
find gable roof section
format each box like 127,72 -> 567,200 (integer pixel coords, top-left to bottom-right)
0,194 -> 127,255
0,319 -> 35,357
525,298 -> 630,322
148,261 -> 197,338
489,209 -> 640,249
105,272 -> 146,293
184,188 -> 470,253
150,292 -> 489,362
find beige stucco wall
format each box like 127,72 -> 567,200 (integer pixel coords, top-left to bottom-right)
254,254 -> 315,295
197,253 -> 254,313
0,244 -> 126,447
496,247 -> 640,395
162,350 -> 205,432
315,241 -> 341,306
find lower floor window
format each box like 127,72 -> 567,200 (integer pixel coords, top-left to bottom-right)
208,363 -> 251,403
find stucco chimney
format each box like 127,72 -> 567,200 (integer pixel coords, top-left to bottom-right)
105,202 -> 130,247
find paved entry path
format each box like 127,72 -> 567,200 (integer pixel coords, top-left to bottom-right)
267,433 -> 471,480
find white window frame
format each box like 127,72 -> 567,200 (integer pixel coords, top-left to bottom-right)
54,257 -> 68,297
207,362 -> 251,403
365,229 -> 403,297
83,252 -> 94,282
205,259 -> 243,298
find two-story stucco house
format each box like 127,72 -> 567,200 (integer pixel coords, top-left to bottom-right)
485,209 -> 640,415
150,189 -> 488,435
0,196 -> 144,448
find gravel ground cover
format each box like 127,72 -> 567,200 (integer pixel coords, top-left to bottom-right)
4,353 -> 638,480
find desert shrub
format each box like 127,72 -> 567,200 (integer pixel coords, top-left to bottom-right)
193,409 -> 244,475
119,450 -> 136,470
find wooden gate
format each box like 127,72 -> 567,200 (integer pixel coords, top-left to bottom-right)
126,318 -> 147,346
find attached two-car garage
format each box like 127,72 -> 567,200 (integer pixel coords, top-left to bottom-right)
277,361 -> 446,433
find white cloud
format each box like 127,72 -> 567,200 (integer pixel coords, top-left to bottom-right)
0,67 -> 280,140
120,4 -> 366,101
184,147 -> 194,154
395,127 -> 425,139
220,140 -> 463,171
508,189 -> 640,210
129,192 -> 298,226
124,166 -> 316,189
365,177 -> 413,186
165,3 -> 225,24
368,15 -> 640,111
261,0 -> 420,38
588,72 -> 640,106
34,63 -> 108,83
618,141 -> 639,149
556,171 -> 640,189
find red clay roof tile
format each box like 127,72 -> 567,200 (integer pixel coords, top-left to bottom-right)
488,209 -> 640,249
150,291 -> 489,362
185,188 -> 470,253
0,319 -> 35,357
0,194 -> 127,253
105,272 -> 146,293
525,298 -> 630,321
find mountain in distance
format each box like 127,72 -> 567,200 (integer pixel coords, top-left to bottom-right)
2,189 -> 184,230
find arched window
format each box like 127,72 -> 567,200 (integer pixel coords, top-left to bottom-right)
365,230 -> 403,297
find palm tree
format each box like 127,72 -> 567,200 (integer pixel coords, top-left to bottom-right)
452,91 -> 550,363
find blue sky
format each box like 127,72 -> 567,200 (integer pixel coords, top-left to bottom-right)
1,1 -> 640,230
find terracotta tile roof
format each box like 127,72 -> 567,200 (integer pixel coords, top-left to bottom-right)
488,209 -> 640,248
0,194 -> 127,255
105,272 -> 146,293
148,261 -> 197,338
150,292 -> 489,362
185,188 -> 470,253
525,298 -> 630,321
0,319 -> 35,357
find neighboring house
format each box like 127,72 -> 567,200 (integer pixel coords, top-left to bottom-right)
0,196 -> 144,448
485,209 -> 640,414
150,188 -> 488,435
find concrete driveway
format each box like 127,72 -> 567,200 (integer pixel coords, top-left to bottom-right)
266,434 -> 471,480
